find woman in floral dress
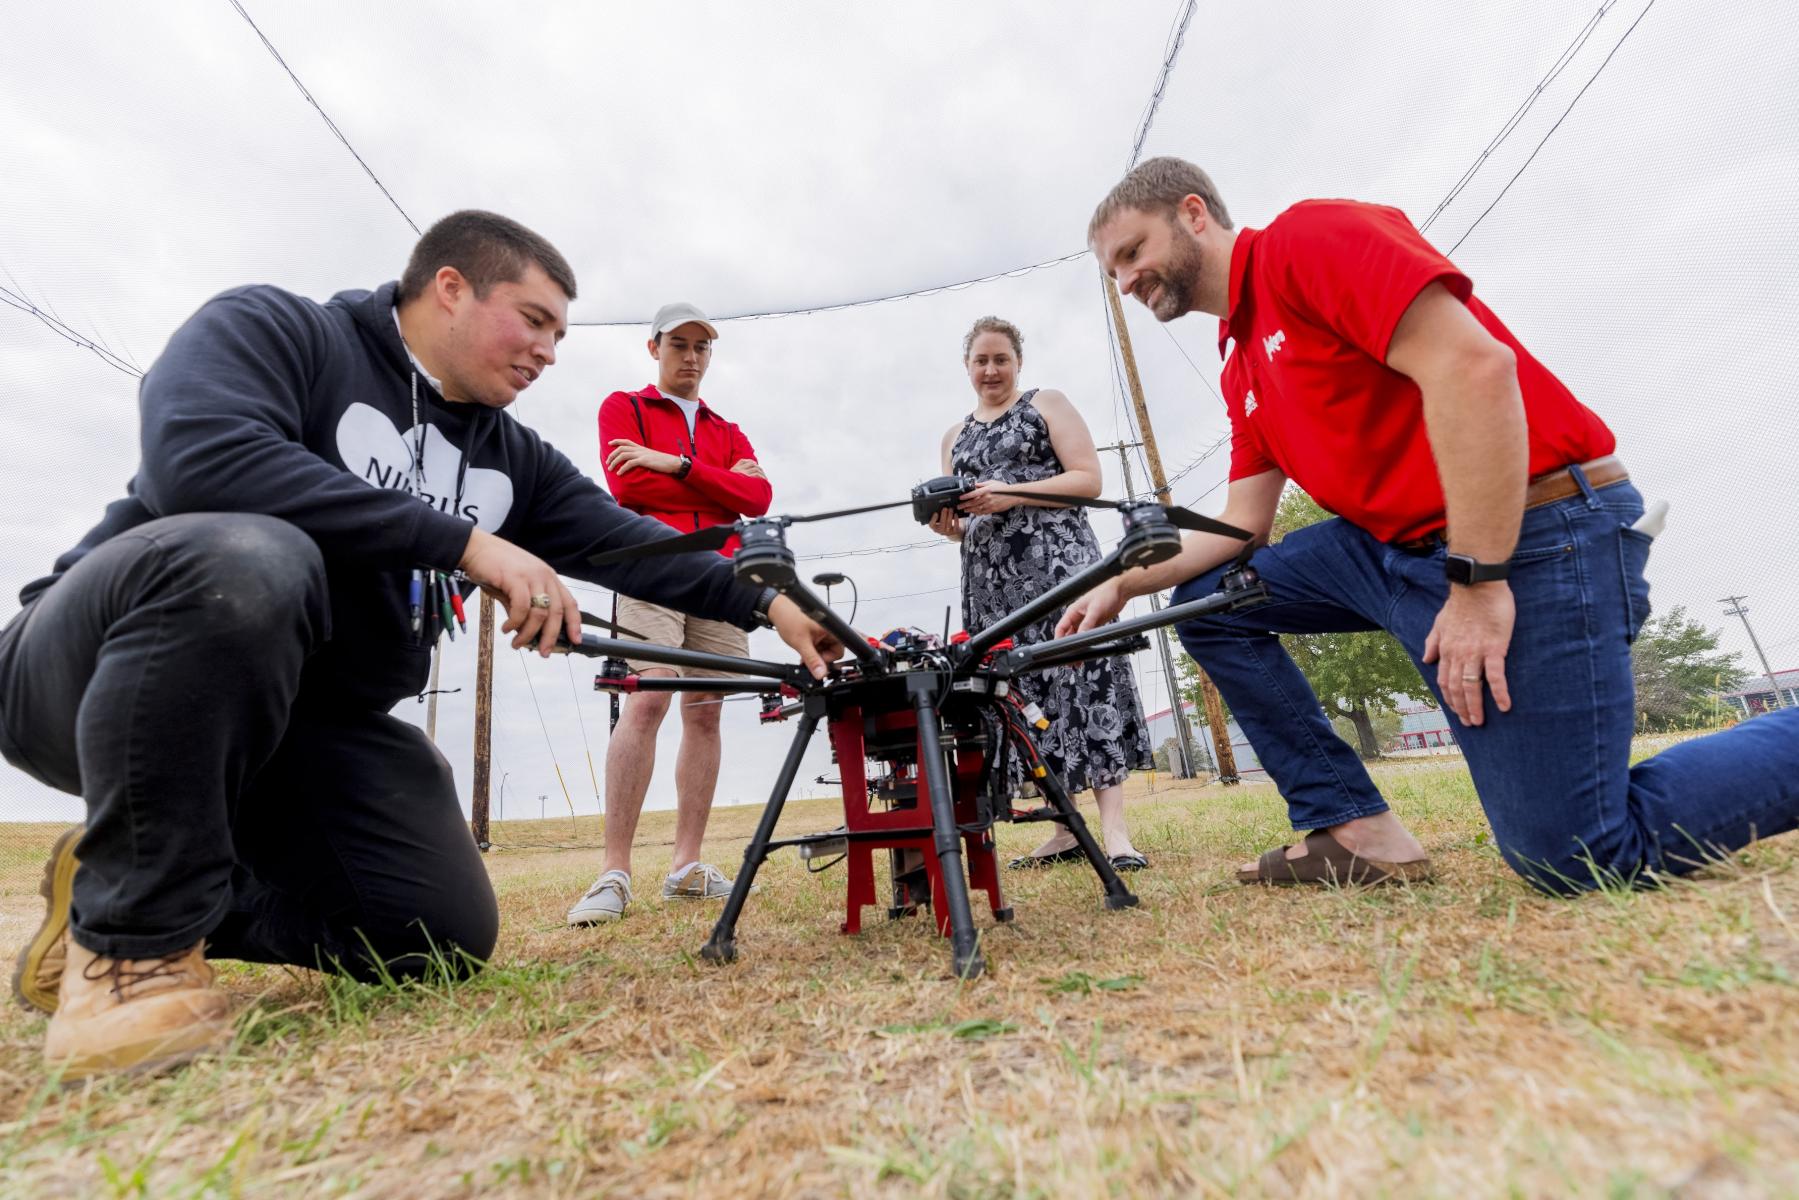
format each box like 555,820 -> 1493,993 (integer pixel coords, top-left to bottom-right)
929,316 -> 1153,870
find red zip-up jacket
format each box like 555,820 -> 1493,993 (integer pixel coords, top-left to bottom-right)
598,385 -> 772,555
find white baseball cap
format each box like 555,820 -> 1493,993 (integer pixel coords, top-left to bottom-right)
651,302 -> 719,340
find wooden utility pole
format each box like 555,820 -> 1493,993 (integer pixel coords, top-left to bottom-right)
1102,273 -> 1241,783
1721,595 -> 1786,710
470,592 -> 495,849
1099,439 -> 1202,781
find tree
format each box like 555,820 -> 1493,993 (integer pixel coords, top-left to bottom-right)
1167,489 -> 1434,761
1630,605 -> 1746,731
1331,709 -> 1401,754
1269,489 -> 1432,759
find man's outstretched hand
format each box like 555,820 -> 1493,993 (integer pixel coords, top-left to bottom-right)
768,595 -> 842,680
1055,579 -> 1127,638
459,527 -> 582,656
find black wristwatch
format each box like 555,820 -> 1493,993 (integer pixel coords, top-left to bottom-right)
1444,553 -> 1511,586
673,454 -> 693,479
752,586 -> 779,627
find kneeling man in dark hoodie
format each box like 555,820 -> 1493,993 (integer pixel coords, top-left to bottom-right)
0,211 -> 841,1081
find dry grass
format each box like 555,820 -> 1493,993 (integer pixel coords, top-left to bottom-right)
3,756 -> 1797,1198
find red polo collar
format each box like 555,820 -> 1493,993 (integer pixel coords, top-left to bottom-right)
1217,226 -> 1261,357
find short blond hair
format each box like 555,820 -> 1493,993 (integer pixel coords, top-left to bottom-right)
1087,157 -> 1234,243
962,315 -> 1024,364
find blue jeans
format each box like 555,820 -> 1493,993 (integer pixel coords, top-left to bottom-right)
1172,473 -> 1799,892
0,514 -> 498,974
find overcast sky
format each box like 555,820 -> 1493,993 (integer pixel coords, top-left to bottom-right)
3,1 -> 1795,834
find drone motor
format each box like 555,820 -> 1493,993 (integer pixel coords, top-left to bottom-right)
733,519 -> 799,589
1115,502 -> 1184,569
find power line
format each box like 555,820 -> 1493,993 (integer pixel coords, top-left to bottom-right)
860,583 -> 959,604
225,0 -> 420,235
1099,274 -> 1150,484
1164,432 -> 1230,489
570,0 -> 1207,336
1128,0 -> 1201,169
1448,0 -> 1657,256
570,250 -> 1089,327
1157,323 -> 1228,411
800,538 -> 947,561
1182,474 -> 1229,509
1,282 -> 144,378
1419,2 -> 1615,234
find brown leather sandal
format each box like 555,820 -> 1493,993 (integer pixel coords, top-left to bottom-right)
1237,829 -> 1433,887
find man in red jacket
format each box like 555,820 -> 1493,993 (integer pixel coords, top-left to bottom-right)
568,303 -> 774,923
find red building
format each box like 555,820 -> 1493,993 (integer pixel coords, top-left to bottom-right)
1393,700 -> 1456,752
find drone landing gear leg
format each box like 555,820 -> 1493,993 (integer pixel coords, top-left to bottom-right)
1034,757 -> 1139,911
701,697 -> 824,965
909,675 -> 984,980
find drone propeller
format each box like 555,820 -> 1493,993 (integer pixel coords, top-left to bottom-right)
587,523 -> 738,567
586,497 -> 917,568
994,490 -> 1254,541
577,609 -> 650,641
786,497 -> 914,524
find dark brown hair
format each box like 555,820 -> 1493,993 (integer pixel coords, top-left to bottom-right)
398,210 -> 578,303
1088,156 -> 1234,242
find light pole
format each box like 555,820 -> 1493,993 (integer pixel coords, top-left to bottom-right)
1721,595 -> 1785,710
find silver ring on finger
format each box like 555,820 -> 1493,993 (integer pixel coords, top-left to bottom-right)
530,593 -> 553,609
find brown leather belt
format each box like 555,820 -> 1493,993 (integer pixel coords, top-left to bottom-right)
1394,455 -> 1629,552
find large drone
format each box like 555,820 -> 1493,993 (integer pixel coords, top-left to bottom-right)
561,476 -> 1268,979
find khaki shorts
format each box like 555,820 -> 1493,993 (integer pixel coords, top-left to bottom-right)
614,594 -> 751,678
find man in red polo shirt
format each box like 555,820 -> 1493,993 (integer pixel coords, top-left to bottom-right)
1062,157 -> 1799,892
567,302 -> 773,924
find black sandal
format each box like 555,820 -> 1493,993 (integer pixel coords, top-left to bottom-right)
1108,853 -> 1149,872
1006,847 -> 1086,869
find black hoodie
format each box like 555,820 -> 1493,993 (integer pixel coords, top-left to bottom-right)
23,282 -> 759,707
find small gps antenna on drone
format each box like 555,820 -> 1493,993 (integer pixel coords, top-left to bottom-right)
812,572 -> 856,622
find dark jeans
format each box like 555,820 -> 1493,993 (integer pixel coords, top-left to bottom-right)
1173,473 -> 1799,892
0,513 -> 497,979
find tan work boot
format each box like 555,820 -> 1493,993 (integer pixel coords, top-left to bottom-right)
44,941 -> 233,1082
11,824 -> 81,1014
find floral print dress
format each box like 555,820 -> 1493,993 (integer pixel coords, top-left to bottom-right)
951,390 -> 1152,795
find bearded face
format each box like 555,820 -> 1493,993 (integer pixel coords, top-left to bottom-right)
1141,215 -> 1206,322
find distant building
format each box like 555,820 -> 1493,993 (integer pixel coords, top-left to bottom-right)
1394,700 -> 1457,752
1143,700 -> 1268,781
1721,668 -> 1799,716
1144,695 -> 1458,774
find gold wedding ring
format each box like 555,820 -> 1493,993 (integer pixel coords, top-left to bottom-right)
529,593 -> 553,609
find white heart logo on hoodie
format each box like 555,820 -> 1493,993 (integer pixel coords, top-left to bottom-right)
335,402 -> 514,530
